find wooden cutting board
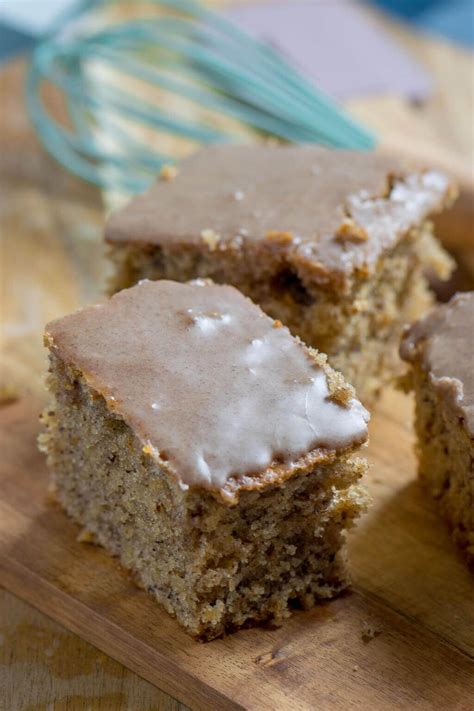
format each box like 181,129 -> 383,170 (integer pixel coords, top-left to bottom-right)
1,388 -> 473,711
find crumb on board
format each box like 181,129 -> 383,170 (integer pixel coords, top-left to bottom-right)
200,228 -> 221,251
77,528 -> 95,544
352,664 -> 359,672
0,384 -> 20,406
159,164 -> 179,181
361,620 -> 382,643
45,481 -> 60,506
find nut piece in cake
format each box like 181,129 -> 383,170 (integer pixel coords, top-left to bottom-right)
400,291 -> 474,565
105,144 -> 456,404
39,279 -> 370,640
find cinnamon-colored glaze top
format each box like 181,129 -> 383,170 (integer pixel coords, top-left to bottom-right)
46,280 -> 369,499
400,291 -> 474,436
106,145 -> 453,288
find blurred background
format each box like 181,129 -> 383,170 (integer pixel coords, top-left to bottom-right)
1,0 -> 473,707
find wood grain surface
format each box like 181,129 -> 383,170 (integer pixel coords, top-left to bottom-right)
0,589 -> 187,711
1,390 -> 473,711
1,5 -> 473,708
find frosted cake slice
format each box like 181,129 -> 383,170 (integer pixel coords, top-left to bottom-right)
401,292 -> 474,565
40,279 -> 370,639
106,144 -> 456,404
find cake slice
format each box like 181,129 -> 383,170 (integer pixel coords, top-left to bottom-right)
400,292 -> 474,565
105,144 -> 456,404
39,279 -> 369,640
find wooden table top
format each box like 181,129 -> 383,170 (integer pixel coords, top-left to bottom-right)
1,13 -> 473,710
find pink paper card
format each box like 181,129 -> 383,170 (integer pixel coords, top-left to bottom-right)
225,1 -> 432,101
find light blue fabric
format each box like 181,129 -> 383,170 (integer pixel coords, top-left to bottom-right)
373,0 -> 474,48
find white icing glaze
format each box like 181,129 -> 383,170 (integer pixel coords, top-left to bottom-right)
47,280 -> 369,490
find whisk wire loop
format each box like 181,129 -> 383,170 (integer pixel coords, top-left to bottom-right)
27,0 -> 376,193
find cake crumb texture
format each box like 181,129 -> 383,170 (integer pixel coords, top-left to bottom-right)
108,224 -> 453,404
39,279 -> 370,639
159,164 -> 179,181
410,365 -> 474,565
106,145 -> 455,404
401,292 -> 474,565
39,357 -> 369,639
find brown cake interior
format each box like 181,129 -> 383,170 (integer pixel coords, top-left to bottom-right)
40,355 -> 368,640
410,364 -> 474,565
400,291 -> 474,566
108,222 -> 451,404
105,145 -> 456,405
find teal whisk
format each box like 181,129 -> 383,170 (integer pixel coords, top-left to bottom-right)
27,0 -> 376,195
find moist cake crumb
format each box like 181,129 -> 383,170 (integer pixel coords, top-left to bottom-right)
159,164 -> 179,181
0,383 -> 20,406
77,529 -> 96,544
265,230 -> 295,245
200,228 -> 220,251
105,144 -> 456,404
39,279 -> 370,639
335,218 -> 369,243
361,620 -> 382,643
400,291 -> 474,565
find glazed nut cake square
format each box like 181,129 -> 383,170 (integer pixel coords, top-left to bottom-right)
400,291 -> 474,566
40,279 -> 370,640
105,144 -> 456,404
